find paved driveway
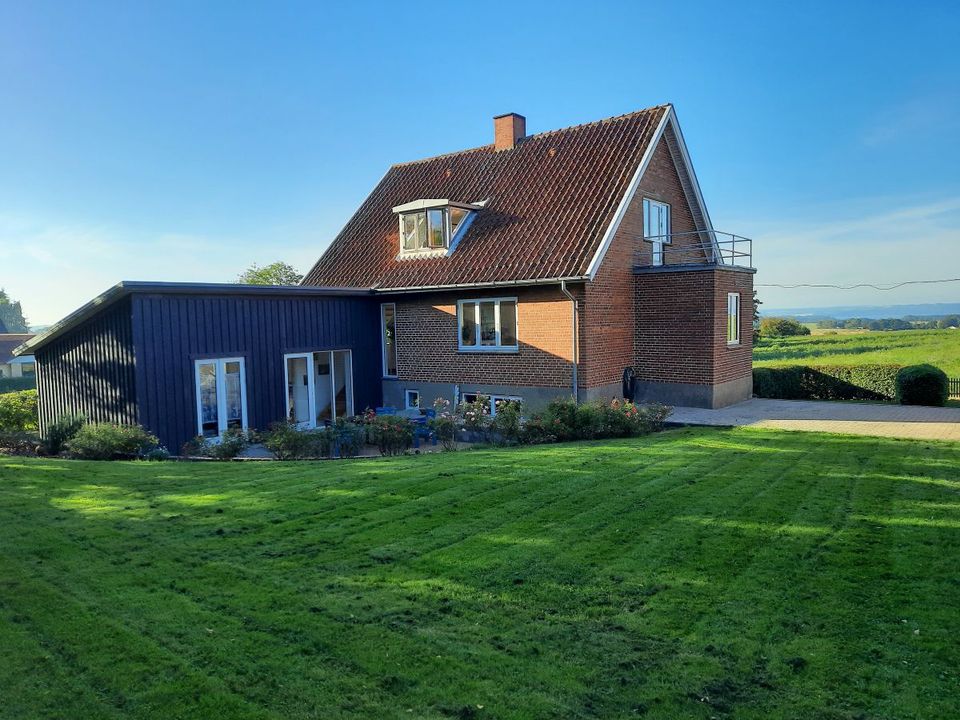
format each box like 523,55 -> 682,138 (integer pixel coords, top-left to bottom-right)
669,398 -> 960,442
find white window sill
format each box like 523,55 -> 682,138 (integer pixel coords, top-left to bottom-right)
396,248 -> 448,260
726,341 -> 741,347
458,346 -> 519,354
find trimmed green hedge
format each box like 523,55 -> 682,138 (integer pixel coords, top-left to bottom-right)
753,364 -> 902,401
0,377 -> 36,394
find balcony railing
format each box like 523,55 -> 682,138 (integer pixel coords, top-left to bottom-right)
633,230 -> 754,270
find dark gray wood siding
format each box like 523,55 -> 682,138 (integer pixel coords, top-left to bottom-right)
131,293 -> 381,452
34,297 -> 137,433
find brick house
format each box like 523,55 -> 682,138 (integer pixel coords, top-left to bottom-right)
304,104 -> 755,413
17,104 -> 754,451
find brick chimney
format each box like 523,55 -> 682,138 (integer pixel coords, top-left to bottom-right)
494,112 -> 526,151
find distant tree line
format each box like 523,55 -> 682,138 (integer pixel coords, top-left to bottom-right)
816,316 -> 960,331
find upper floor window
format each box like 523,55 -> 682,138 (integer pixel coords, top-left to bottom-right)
458,298 -> 518,351
392,199 -> 481,257
643,198 -> 671,266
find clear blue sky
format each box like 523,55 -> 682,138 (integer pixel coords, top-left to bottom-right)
1,0 -> 958,324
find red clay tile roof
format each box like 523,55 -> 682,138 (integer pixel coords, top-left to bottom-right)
303,105 -> 670,290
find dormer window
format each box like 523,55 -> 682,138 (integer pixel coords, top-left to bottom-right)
392,199 -> 482,257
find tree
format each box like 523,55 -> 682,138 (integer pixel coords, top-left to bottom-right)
0,289 -> 29,333
237,262 -> 303,286
759,317 -> 811,337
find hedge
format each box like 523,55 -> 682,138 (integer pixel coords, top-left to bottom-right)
753,364 -> 902,401
0,377 -> 36,394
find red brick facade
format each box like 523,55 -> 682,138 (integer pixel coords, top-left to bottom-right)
390,286 -> 575,388
633,268 -> 753,386
387,132 -> 754,406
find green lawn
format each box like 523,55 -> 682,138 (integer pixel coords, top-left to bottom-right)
754,328 -> 960,375
2,428 -> 959,719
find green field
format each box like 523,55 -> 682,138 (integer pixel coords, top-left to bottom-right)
3,428 -> 959,719
754,328 -> 960,375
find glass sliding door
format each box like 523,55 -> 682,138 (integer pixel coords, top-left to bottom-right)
283,350 -> 354,429
195,357 -> 248,439
332,350 -> 353,419
314,352 -> 333,424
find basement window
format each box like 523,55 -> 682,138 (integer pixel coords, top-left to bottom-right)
393,199 -> 480,256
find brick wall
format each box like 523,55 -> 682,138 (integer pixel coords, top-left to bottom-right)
581,134 -> 710,389
633,268 -> 753,386
391,286 -> 575,388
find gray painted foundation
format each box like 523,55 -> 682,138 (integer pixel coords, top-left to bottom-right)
633,374 -> 752,409
382,379 -> 574,414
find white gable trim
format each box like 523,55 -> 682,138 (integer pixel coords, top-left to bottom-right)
585,105 -> 716,280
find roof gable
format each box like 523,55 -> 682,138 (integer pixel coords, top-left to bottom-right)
303,104 -> 712,290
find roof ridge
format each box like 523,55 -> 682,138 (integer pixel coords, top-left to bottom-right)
390,103 -> 671,168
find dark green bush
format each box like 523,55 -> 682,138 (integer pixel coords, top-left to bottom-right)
0,377 -> 36,394
369,415 -> 413,456
0,431 -> 40,456
67,423 -> 159,460
759,317 -> 811,337
489,400 -> 523,445
0,389 -> 37,431
533,398 -> 671,442
895,364 -> 948,407
330,420 -> 366,458
43,413 -> 85,455
542,397 -> 578,441
753,365 -> 902,401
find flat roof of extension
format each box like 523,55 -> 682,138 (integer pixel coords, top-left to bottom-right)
15,281 -> 374,356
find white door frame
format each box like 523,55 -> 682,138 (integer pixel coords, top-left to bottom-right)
194,357 -> 248,438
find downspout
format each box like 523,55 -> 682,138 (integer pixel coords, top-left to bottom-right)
559,280 -> 579,402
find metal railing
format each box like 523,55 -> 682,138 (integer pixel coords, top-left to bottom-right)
634,230 -> 754,269
949,377 -> 960,400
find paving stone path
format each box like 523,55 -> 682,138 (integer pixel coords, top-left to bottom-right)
669,398 -> 960,442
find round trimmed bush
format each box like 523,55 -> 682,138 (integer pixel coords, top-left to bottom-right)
895,364 -> 948,407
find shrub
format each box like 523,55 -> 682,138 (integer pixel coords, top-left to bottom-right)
542,397 -> 578,441
67,423 -> 159,460
205,428 -> 252,460
0,389 -> 38,431
43,413 -> 86,456
429,398 -> 459,451
143,446 -> 171,461
180,428 -> 252,460
262,422 -> 329,459
759,317 -> 811,337
896,364 -> 948,407
753,364 -> 902,401
0,431 -> 40,456
369,415 -> 413,456
458,396 -> 491,431
489,399 -> 523,445
331,419 -> 366,458
519,417 -> 558,445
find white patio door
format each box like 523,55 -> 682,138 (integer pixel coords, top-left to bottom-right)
284,350 -> 354,428
285,353 -> 314,427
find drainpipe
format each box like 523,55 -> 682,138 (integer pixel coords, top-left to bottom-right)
559,280 -> 579,402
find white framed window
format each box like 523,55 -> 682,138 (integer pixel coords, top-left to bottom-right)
458,298 -> 518,352
727,293 -> 741,345
643,198 -> 671,266
381,303 -> 397,378
405,389 -> 420,410
284,350 -> 355,428
195,357 -> 248,439
398,206 -> 472,254
460,392 -> 522,417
